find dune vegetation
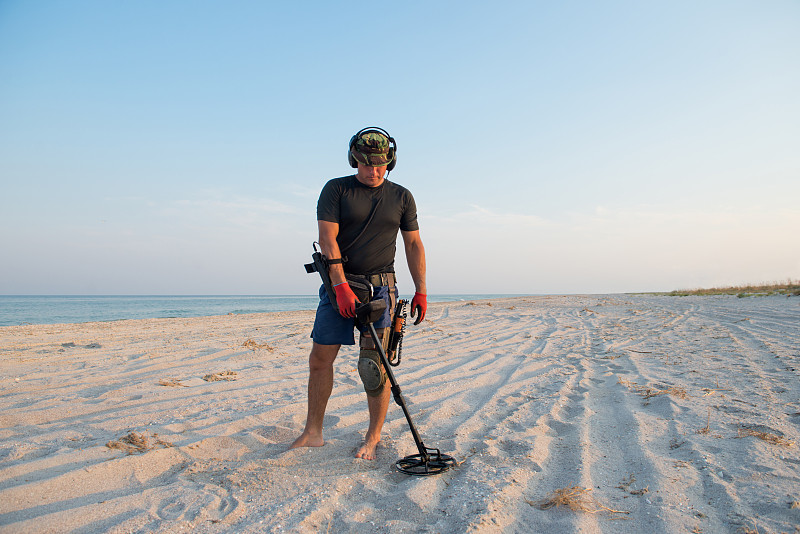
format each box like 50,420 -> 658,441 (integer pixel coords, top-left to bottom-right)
665,280 -> 800,297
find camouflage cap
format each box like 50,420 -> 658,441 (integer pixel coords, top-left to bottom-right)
351,131 -> 393,167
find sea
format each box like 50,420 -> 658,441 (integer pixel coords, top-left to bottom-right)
0,295 -> 524,327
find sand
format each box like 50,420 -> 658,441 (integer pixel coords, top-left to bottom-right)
1,295 -> 799,533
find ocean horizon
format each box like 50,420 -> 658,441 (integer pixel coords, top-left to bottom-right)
0,294 -> 528,327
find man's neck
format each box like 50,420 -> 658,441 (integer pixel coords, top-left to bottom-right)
355,174 -> 386,188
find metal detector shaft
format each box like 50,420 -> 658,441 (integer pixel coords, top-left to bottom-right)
363,321 -> 429,461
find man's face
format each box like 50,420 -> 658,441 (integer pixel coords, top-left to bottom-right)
355,163 -> 387,188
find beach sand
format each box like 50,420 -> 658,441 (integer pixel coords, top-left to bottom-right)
1,295 -> 799,533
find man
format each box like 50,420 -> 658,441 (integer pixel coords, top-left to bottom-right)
290,127 -> 428,460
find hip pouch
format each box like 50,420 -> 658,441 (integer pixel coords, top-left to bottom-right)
345,274 -> 373,304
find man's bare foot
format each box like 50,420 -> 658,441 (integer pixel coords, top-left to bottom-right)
289,431 -> 324,450
355,437 -> 380,460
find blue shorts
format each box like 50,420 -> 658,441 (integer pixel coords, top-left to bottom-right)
311,284 -> 397,346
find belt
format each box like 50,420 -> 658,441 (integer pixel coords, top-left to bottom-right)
346,272 -> 396,287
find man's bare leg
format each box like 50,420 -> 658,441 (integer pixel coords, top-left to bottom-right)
290,342 -> 340,449
355,383 -> 391,460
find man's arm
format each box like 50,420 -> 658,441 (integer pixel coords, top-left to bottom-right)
318,220 -> 347,285
402,229 -> 428,323
401,229 -> 426,294
318,220 -> 360,317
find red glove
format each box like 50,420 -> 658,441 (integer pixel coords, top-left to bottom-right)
334,282 -> 359,318
411,292 -> 427,325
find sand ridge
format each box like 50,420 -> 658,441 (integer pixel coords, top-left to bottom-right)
1,295 -> 799,533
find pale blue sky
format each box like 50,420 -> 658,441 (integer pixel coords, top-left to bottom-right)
1,1 -> 798,295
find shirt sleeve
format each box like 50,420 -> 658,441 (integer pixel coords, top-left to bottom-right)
400,190 -> 419,232
316,179 -> 341,223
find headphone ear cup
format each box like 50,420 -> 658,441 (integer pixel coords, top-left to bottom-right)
386,148 -> 396,172
348,135 -> 358,168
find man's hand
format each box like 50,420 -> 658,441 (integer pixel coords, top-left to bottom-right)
411,292 -> 427,325
334,282 -> 359,318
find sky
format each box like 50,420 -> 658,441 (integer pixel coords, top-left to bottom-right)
1,0 -> 798,295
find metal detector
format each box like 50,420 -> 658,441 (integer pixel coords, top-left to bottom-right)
305,244 -> 456,476
355,302 -> 456,476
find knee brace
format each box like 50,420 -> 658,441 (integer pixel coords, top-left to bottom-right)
358,348 -> 386,397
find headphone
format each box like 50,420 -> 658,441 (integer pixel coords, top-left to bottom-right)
348,126 -> 397,172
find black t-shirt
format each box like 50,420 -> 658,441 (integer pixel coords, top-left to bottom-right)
317,175 -> 419,275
